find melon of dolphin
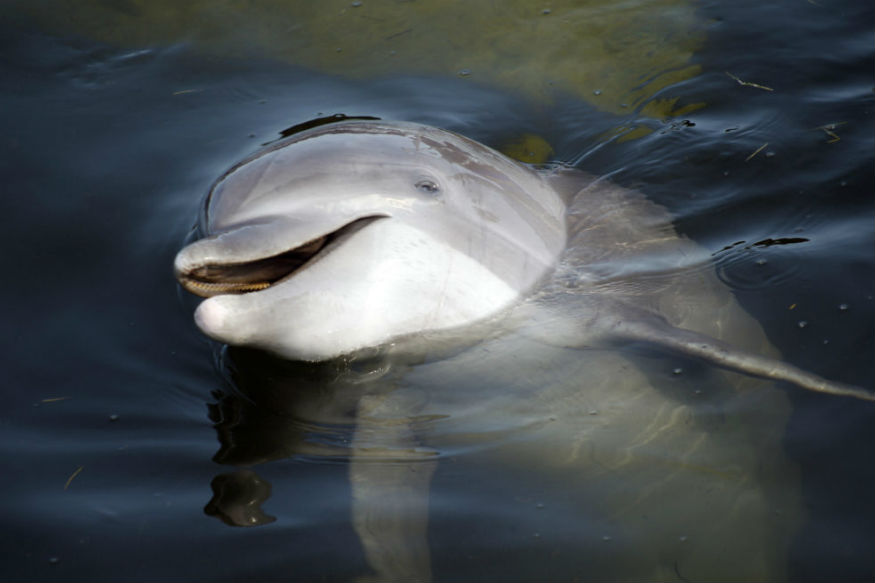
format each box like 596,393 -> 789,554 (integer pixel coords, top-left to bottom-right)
174,119 -> 872,402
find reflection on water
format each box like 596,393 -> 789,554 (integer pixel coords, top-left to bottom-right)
208,349 -> 441,579
205,469 -> 276,527
11,0 -> 703,118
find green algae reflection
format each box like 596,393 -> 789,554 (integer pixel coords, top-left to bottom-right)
16,0 -> 704,117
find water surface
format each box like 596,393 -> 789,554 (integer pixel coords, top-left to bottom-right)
1,0 -> 872,580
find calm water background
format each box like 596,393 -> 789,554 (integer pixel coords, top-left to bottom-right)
1,0 -> 872,580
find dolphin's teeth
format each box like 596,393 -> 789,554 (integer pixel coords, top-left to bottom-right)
177,218 -> 389,300
183,280 -> 272,297
178,234 -> 331,298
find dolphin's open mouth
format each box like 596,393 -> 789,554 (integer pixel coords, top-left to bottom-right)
177,217 -> 381,298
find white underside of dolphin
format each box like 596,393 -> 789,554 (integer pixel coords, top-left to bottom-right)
195,220 -> 520,360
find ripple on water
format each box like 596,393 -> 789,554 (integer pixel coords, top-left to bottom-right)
712,238 -> 806,291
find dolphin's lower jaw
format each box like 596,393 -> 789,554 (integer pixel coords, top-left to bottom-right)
189,218 -> 524,362
176,216 -> 385,298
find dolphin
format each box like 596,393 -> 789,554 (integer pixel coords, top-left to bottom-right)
174,118 -> 871,402
176,117 -> 870,582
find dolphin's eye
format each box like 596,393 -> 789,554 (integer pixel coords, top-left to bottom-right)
415,179 -> 440,194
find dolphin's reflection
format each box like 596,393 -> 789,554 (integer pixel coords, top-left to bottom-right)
204,469 -> 276,527
205,347 -> 438,581
206,349 -> 366,464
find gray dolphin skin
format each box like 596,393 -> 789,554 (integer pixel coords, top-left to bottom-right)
176,118 -> 872,582
174,119 -> 871,402
176,120 -> 564,361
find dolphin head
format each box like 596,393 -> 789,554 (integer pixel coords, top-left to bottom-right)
175,120 -> 567,361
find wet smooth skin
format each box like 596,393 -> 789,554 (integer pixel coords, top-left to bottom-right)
174,120 -> 872,402
175,120 -> 566,361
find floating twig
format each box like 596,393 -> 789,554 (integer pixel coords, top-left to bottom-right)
816,122 -> 846,143
745,142 -> 769,162
725,71 -> 774,92
64,466 -> 84,490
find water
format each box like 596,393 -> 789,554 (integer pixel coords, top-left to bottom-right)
1,0 -> 872,580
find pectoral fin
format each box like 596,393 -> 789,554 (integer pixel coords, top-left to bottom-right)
608,309 -> 874,402
517,295 -> 874,402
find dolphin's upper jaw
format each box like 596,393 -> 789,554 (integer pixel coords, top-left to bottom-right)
175,216 -> 385,299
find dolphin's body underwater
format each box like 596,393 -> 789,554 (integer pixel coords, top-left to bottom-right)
175,118 -> 870,401
176,118 -> 871,582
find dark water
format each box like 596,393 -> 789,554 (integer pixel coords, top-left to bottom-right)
1,0 -> 872,580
